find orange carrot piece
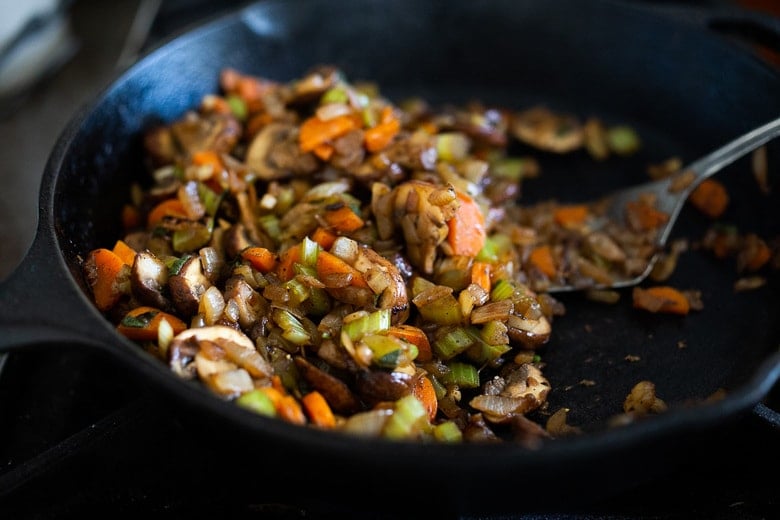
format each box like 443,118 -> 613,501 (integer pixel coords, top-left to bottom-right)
322,205 -> 365,233
276,244 -> 302,281
313,143 -> 335,161
241,247 -> 277,273
743,235 -> 771,272
277,394 -> 307,425
299,114 -> 361,152
311,227 -> 338,250
316,250 -> 368,288
447,191 -> 486,257
528,245 -> 557,278
387,325 -> 432,362
411,375 -> 438,421
625,200 -> 669,231
192,150 -> 224,174
553,204 -> 589,227
116,306 -> 187,341
364,107 -> 400,152
112,239 -> 137,266
147,198 -> 188,227
632,286 -> 690,315
121,204 -> 141,231
689,179 -> 729,219
470,261 -> 492,293
84,248 -> 127,311
301,391 -> 337,428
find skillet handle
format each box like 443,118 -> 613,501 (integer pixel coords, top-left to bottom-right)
0,231 -> 119,353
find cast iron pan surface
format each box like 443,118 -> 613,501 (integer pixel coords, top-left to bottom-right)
1,0 -> 779,513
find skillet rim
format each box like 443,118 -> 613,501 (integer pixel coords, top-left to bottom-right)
30,0 -> 780,464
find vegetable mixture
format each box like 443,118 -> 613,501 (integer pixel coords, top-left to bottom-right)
82,65 -> 778,443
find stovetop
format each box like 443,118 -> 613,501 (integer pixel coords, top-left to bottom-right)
1,1 -> 779,518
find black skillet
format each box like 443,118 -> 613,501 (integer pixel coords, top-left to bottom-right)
1,0 -> 779,514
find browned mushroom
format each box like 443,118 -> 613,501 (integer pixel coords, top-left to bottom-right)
131,250 -> 171,311
169,255 -> 211,317
245,122 -> 318,181
511,106 -> 584,153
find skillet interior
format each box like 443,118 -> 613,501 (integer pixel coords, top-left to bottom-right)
40,0 -> 780,510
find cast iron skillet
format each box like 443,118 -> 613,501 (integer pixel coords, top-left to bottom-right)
1,0 -> 779,513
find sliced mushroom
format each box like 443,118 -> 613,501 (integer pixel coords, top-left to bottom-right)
245,122 -> 318,181
170,111 -> 242,157
511,106 -> 584,153
506,314 -> 551,349
294,356 -> 361,414
376,180 -> 460,274
131,250 -> 171,311
354,369 -> 411,408
169,255 -> 211,317
171,325 -> 272,383
470,363 -> 550,421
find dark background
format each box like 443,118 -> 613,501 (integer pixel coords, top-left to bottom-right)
0,1 -> 778,518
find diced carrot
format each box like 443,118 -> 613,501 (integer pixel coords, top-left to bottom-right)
84,248 -> 128,311
742,235 -> 771,272
418,121 -> 439,135
387,325 -> 432,362
260,376 -> 307,425
313,143 -> 335,161
147,198 -> 188,228
625,200 -> 669,231
121,204 -> 141,231
364,107 -> 400,152
322,205 -> 365,233
316,250 -> 368,288
241,246 -> 277,273
632,286 -> 690,315
276,244 -> 302,281
112,239 -> 137,266
411,375 -> 438,421
220,68 -> 277,112
311,227 -> 338,250
528,245 -> 557,278
301,391 -> 337,428
470,261 -> 492,293
116,306 -> 187,341
689,179 -> 729,219
277,394 -> 307,425
299,114 -> 361,152
447,191 -> 486,257
192,150 -> 224,174
553,204 -> 589,227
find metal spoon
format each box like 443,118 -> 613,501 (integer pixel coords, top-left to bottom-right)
545,115 -> 780,293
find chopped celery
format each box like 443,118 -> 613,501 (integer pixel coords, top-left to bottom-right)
417,294 -> 463,326
197,182 -> 223,217
236,389 -> 277,417
433,327 -> 475,360
491,279 -> 515,301
436,132 -> 471,162
430,375 -> 447,400
258,214 -> 282,242
382,395 -> 429,440
226,94 -> 247,121
433,421 -> 463,443
300,236 -> 320,267
284,277 -> 311,306
476,233 -> 512,263
442,361 -> 480,388
362,334 -> 402,368
606,125 -> 640,155
492,157 -> 527,180
341,308 -> 391,343
320,87 -> 349,104
272,308 -> 311,346
172,225 -> 211,253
